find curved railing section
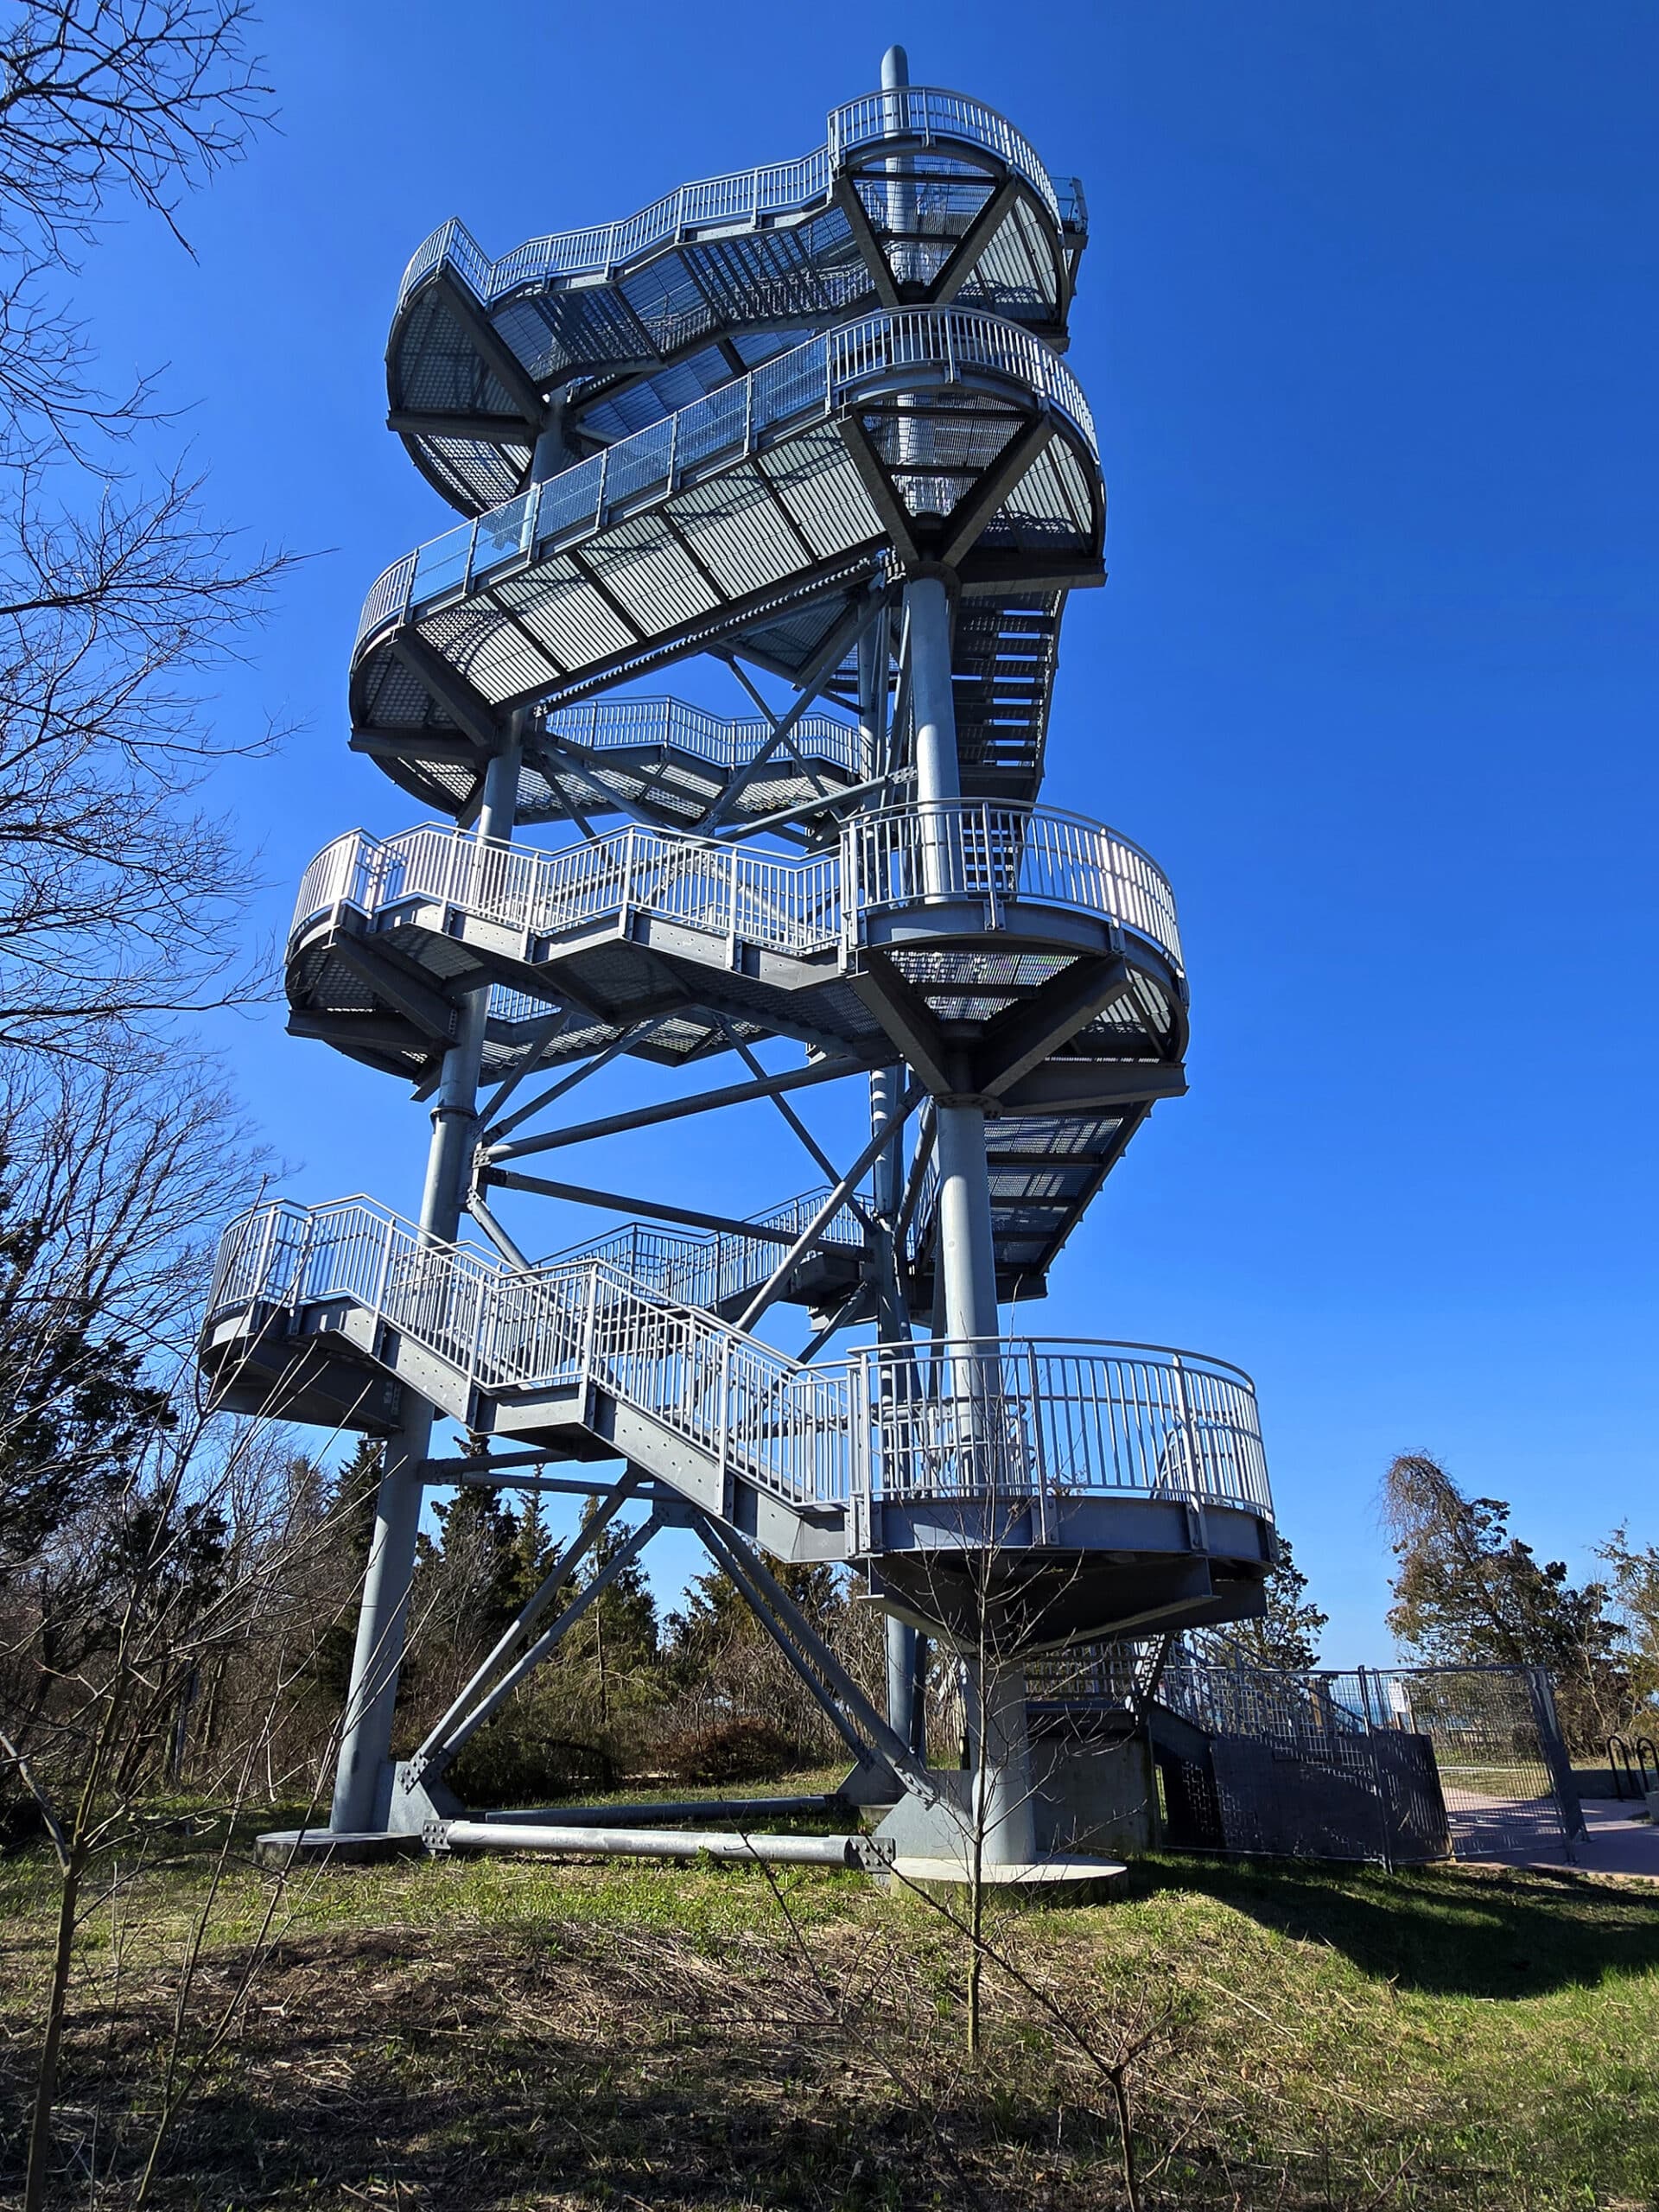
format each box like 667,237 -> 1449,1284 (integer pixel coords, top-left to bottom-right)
355,308 -> 1097,656
397,86 -> 1069,318
851,806 -> 1180,964
204,1198 -> 1273,1525
289,804 -> 1183,977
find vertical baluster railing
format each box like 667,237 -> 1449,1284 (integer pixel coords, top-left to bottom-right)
1027,1343 -> 1052,1542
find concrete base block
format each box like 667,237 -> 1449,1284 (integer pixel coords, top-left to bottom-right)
1032,1733 -> 1157,1859
252,1827 -> 423,1870
883,1853 -> 1129,1905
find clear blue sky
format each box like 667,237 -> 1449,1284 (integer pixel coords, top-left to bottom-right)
82,1 -> 1659,1662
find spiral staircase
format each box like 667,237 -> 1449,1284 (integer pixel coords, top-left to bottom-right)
202,53 -> 1277,1876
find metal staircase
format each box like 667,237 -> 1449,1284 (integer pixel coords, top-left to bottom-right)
387,87 -> 1084,518
202,49 -> 1277,1867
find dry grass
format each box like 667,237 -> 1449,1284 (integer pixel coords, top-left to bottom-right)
2,1811 -> 1657,2209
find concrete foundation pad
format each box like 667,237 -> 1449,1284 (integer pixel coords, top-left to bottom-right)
884,1853 -> 1129,1904
253,1828 -> 424,1870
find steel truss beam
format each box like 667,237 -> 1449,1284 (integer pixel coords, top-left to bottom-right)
699,594 -> 888,832
481,1019 -> 668,1144
404,1483 -> 937,1816
712,1021 -> 877,1234
706,771 -> 893,845
484,1166 -> 852,1251
483,1052 -> 866,1165
721,654 -> 836,801
734,1077 -> 922,1332
692,1515 -> 934,1804
410,1472 -> 654,1780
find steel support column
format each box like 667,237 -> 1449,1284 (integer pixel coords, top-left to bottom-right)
906,571 -> 999,1349
863,606 -> 927,1755
331,506 -> 538,1833
964,1658 -> 1036,1866
328,1410 -> 431,1829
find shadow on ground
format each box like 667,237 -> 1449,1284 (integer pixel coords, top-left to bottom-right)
1135,1851 -> 1659,1998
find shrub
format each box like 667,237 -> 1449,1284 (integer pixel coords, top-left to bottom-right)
658,1717 -> 800,1785
445,1728 -> 617,1808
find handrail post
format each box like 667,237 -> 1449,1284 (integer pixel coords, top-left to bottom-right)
466,1261 -> 488,1399
717,1334 -> 733,1508
253,1200 -> 281,1310
1028,1344 -> 1051,1542
292,1206 -> 318,1312
841,816 -> 856,961
371,1210 -> 397,1320
575,1263 -> 599,1396
853,1348 -> 872,1553
1172,1353 -> 1201,1503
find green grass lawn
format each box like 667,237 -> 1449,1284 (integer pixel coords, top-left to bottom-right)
3,1798 -> 1657,2209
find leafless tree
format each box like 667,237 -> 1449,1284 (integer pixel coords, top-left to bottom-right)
0,1046 -> 270,1573
2,1384 -> 367,2212
0,2 -> 291,1055
0,1045 -> 376,2211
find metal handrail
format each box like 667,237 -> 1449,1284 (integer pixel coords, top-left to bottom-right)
287,801 -> 1183,976
396,86 -> 1065,316
542,697 -> 862,778
355,307 -> 1096,654
538,1186 -> 863,1316
204,1196 -> 1273,1526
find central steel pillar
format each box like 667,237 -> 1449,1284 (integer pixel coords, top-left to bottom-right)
964,1656 -> 1036,1865
907,573 -> 998,1349
881,44 -> 915,289
908,571 -> 1031,1862
861,608 -> 929,1757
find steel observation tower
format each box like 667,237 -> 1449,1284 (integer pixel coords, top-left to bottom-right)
202,50 -> 1279,1880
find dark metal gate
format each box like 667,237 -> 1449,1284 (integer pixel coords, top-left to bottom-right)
1039,1644 -> 1585,1868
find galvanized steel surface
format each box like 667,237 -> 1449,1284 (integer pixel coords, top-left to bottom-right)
207,1194 -> 1271,1522
289,804 -> 1183,973
396,86 -> 1068,316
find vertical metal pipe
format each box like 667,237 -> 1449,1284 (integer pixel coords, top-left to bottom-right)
881,45 -> 913,288
905,570 -> 997,1353
327,1409 -> 432,1830
908,574 -> 959,815
934,1100 -> 999,1344
880,44 -> 932,513
331,434 -> 551,1834
908,572 -> 960,920
862,607 -> 925,1756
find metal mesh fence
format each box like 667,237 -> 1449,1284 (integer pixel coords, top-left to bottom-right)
1365,1666 -> 1581,1863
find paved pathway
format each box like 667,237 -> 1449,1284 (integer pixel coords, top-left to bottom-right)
1465,1797 -> 1659,1882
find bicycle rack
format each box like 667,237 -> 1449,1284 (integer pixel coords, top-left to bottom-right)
1605,1732 -> 1638,1799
